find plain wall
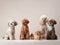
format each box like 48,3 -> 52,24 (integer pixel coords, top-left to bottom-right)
0,0 -> 60,39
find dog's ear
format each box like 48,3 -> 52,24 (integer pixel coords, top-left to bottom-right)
27,20 -> 29,24
46,18 -> 48,22
14,22 -> 17,26
54,20 -> 57,25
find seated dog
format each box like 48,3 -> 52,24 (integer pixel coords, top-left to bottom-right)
34,31 -> 42,40
39,15 -> 48,39
20,18 -> 30,40
46,18 -> 57,40
3,19 -> 17,40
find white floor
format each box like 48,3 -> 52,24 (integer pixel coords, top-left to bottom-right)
0,40 -> 60,45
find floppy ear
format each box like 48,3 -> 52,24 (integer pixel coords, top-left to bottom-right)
14,22 -> 17,26
46,18 -> 48,22
54,20 -> 57,25
27,20 -> 29,24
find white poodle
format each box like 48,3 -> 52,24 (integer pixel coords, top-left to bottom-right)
3,19 -> 17,40
39,15 -> 48,39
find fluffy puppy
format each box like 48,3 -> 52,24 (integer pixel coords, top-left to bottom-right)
20,18 -> 30,40
30,33 -> 34,40
34,31 -> 41,40
3,19 -> 17,40
39,15 -> 48,39
46,18 -> 57,40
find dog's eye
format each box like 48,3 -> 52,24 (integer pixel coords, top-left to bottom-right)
11,23 -> 12,25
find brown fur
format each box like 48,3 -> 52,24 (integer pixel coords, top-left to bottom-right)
30,33 -> 34,40
20,18 -> 30,40
47,30 -> 57,40
34,31 -> 42,40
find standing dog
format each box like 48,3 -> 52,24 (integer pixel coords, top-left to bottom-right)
3,19 -> 17,40
46,18 -> 57,40
39,15 -> 48,39
20,18 -> 30,40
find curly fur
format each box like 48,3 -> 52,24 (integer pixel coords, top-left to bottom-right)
46,18 -> 57,40
3,19 -> 17,40
39,15 -> 48,39
34,31 -> 42,40
20,18 -> 30,40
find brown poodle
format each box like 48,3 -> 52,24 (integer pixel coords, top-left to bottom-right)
20,18 -> 30,40
46,18 -> 57,40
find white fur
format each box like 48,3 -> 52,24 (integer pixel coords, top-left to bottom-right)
3,19 -> 17,40
39,15 -> 48,39
39,15 -> 47,22
39,15 -> 47,31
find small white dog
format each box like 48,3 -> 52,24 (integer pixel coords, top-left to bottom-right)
39,15 -> 48,39
3,19 -> 17,40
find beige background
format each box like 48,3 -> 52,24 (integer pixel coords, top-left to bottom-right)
0,0 -> 60,39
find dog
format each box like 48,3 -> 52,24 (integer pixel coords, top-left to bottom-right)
30,33 -> 34,40
39,15 -> 48,39
34,31 -> 42,40
20,18 -> 30,40
46,18 -> 57,40
3,19 -> 17,40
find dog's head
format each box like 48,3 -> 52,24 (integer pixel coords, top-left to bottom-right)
8,19 -> 17,27
34,31 -> 42,40
39,15 -> 47,25
47,18 -> 57,26
35,31 -> 41,36
22,18 -> 29,25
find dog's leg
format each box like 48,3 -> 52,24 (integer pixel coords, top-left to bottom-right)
3,34 -> 9,40
46,31 -> 51,40
12,35 -> 15,40
20,34 -> 25,40
26,34 -> 29,39
8,33 -> 13,40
